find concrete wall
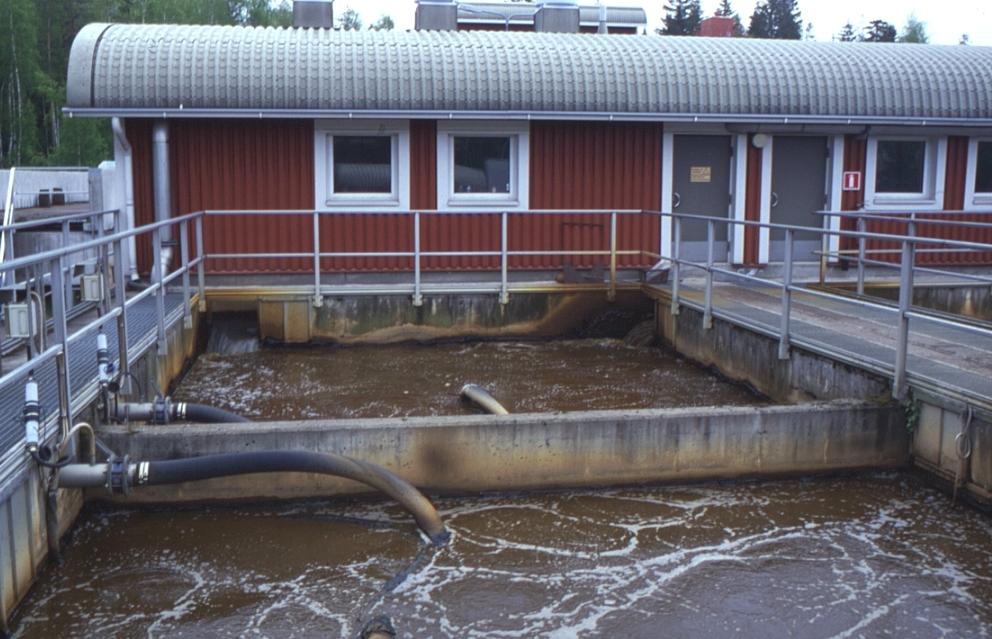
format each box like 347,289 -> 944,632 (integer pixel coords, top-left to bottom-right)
655,301 -> 892,404
912,393 -> 992,506
0,169 -> 90,210
869,284 -> 992,322
94,401 -> 908,503
257,290 -> 651,345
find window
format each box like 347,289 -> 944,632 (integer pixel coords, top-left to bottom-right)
966,139 -> 992,209
864,136 -> 945,210
314,121 -> 409,209
875,140 -> 926,193
437,122 -> 529,209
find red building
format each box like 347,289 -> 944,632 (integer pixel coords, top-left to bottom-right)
65,1 -> 992,277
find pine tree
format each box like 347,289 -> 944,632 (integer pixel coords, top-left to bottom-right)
337,8 -> 362,31
837,21 -> 856,42
747,0 -> 802,40
861,20 -> 897,43
898,14 -> 929,44
960,33 -> 970,45
659,0 -> 702,36
370,15 -> 395,31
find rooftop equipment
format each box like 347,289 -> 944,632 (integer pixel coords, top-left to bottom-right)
416,0 -> 458,31
293,0 -> 334,29
534,0 -> 580,33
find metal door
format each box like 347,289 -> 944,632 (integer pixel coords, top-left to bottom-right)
672,135 -> 732,261
770,136 -> 828,261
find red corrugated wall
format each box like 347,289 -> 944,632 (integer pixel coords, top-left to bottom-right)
859,136 -> 992,266
528,121 -> 661,269
743,136 -> 762,265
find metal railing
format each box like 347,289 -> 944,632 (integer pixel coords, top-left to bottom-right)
646,210 -> 992,401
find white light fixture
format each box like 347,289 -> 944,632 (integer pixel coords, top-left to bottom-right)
752,133 -> 770,149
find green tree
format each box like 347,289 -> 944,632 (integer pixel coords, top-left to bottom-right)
837,21 -> 856,42
714,0 -> 745,36
370,14 -> 394,31
861,19 -> 896,42
960,33 -> 970,45
1,0 -> 45,166
337,7 -> 361,31
747,0 -> 802,40
898,14 -> 929,43
659,0 -> 702,36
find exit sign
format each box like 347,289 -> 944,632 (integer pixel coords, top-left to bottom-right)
842,171 -> 862,192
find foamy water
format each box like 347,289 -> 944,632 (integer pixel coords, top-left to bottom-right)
13,474 -> 992,638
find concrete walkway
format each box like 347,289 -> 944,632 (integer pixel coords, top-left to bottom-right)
647,279 -> 992,406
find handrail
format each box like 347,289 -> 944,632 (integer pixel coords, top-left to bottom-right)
0,208 -> 119,233
817,210 -> 992,231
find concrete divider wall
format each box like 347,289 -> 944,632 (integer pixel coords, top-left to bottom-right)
95,401 -> 908,503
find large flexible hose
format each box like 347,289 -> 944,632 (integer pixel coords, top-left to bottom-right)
116,401 -> 250,424
178,403 -> 251,424
460,384 -> 509,415
60,450 -> 449,545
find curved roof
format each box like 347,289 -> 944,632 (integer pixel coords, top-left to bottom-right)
66,23 -> 992,123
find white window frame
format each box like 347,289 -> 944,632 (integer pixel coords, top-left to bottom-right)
864,136 -> 946,211
314,120 -> 410,210
964,138 -> 992,211
436,121 -> 529,210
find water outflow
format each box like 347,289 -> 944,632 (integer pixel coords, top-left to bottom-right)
205,313 -> 260,355
57,451 -> 449,545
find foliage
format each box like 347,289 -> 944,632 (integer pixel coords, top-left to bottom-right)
659,0 -> 702,36
960,33 -> 970,45
0,0 -> 293,169
337,7 -> 361,31
370,15 -> 394,31
837,21 -> 856,42
747,0 -> 802,40
861,19 -> 897,43
898,14 -> 929,44
714,0 -> 745,37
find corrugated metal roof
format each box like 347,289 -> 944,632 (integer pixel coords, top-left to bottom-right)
66,23 -> 992,122
455,3 -> 647,26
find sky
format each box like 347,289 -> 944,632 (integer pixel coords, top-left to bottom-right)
332,0 -> 992,45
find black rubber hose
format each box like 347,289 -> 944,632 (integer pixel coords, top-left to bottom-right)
144,450 -> 449,545
178,403 -> 251,424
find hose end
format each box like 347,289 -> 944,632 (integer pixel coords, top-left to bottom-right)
429,528 -> 452,547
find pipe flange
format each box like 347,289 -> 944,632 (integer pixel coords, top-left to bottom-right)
153,396 -> 170,425
107,455 -> 131,496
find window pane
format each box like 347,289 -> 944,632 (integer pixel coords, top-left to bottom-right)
454,137 -> 511,194
333,136 -> 392,194
875,140 -> 926,193
977,142 -> 992,194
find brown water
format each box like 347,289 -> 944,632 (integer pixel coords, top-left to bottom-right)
172,339 -> 762,420
13,474 -> 992,638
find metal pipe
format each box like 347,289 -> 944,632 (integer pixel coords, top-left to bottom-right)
413,211 -> 423,307
152,121 -> 174,276
58,451 -> 450,545
115,399 -> 250,424
111,118 -> 138,280
460,384 -> 509,415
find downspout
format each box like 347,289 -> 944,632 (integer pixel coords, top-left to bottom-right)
110,118 -> 138,280
151,121 -> 173,278
597,1 -> 607,33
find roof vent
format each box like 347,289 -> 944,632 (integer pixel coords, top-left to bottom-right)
535,0 -> 580,33
416,0 -> 458,31
293,0 -> 334,29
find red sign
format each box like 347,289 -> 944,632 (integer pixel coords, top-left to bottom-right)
842,171 -> 862,192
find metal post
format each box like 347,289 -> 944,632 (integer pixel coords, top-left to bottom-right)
50,258 -> 71,438
608,211 -> 617,302
670,216 -> 681,316
856,215 -> 866,296
114,236 -> 130,395
499,212 -> 509,305
413,211 -> 423,306
61,219 -> 73,312
312,211 -> 322,307
99,211 -> 113,315
703,220 -> 714,329
195,215 -> 206,311
152,225 -> 167,355
778,228 -> 794,360
179,219 -> 192,328
819,212 -> 829,287
893,237 -> 915,399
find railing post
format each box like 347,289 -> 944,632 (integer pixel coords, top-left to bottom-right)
312,211 -> 322,307
114,236 -> 130,395
819,212 -> 829,287
413,211 -> 423,306
893,237 -> 915,399
195,214 -> 206,311
703,219 -> 714,329
98,211 -> 113,315
499,211 -> 509,305
49,257 -> 71,439
669,216 -> 681,316
180,219 -> 192,328
608,211 -> 617,301
152,225 -> 167,355
778,228 -> 794,360
61,219 -> 73,313
856,215 -> 866,296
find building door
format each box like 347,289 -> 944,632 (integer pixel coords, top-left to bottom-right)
672,135 -> 732,262
770,136 -> 828,261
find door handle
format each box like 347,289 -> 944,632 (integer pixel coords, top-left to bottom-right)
771,192 -> 779,208
672,192 -> 681,209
